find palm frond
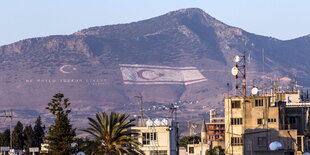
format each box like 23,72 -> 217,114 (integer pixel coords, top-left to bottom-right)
81,112 -> 144,154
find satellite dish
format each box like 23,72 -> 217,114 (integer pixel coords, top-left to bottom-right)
154,119 -> 161,126
251,87 -> 258,95
161,118 -> 169,126
233,55 -> 240,63
269,141 -> 282,151
76,152 -> 86,155
231,67 -> 238,76
146,119 -> 153,127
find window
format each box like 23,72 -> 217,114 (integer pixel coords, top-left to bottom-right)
255,99 -> 264,107
232,101 -> 241,108
231,137 -> 243,146
189,147 -> 194,154
231,118 -> 243,125
257,137 -> 267,146
268,118 -> 277,123
257,119 -> 263,125
150,150 -> 168,155
142,132 -> 157,145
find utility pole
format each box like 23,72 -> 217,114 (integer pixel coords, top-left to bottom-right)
169,103 -> 179,155
0,110 -> 13,149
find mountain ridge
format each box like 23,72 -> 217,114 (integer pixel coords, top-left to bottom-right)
0,8 -> 310,129
2,8 -> 309,50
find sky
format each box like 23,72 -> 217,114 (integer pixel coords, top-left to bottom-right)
1,0 -> 310,46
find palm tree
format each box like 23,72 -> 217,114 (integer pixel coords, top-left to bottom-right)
81,112 -> 144,155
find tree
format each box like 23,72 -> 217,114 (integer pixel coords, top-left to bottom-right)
0,129 -> 10,146
12,121 -> 24,149
24,125 -> 35,152
179,136 -> 200,148
34,116 -> 45,147
81,112 -> 143,155
205,146 -> 225,155
45,93 -> 76,155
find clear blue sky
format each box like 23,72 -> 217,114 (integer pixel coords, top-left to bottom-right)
1,0 -> 310,46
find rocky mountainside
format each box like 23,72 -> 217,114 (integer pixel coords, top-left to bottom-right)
1,8 -> 310,130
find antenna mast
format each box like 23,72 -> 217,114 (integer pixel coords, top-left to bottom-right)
134,95 -> 144,125
231,51 -> 247,97
242,50 -> 247,96
227,83 -> 230,97
262,48 -> 266,94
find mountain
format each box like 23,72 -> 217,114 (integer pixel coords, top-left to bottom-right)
1,8 -> 310,131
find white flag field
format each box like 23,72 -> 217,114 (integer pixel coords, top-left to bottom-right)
120,64 -> 207,85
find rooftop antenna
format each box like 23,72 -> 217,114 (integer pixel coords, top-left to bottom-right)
188,121 -> 197,136
272,78 -> 280,92
231,50 -> 247,97
248,52 -> 251,64
295,74 -> 298,92
251,79 -> 258,96
226,83 -> 230,97
289,79 -> 297,92
134,95 -> 143,126
168,103 -> 179,121
262,48 -> 266,95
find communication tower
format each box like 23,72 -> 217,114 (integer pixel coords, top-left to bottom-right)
231,51 -> 247,97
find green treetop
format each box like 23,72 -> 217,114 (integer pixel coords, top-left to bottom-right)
0,129 -> 10,146
12,121 -> 24,149
33,116 -> 45,148
45,93 -> 76,155
24,125 -> 35,152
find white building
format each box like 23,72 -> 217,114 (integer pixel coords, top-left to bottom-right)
131,118 -> 178,155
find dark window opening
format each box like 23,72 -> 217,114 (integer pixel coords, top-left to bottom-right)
231,118 -> 243,125
232,101 -> 241,108
255,99 -> 264,107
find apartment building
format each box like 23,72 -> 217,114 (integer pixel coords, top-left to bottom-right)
224,91 -> 309,155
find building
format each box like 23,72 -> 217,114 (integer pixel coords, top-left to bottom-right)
131,118 -> 178,155
187,143 -> 209,155
224,90 -> 310,155
179,147 -> 187,155
206,109 -> 225,148
187,121 -> 210,155
187,109 -> 225,155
